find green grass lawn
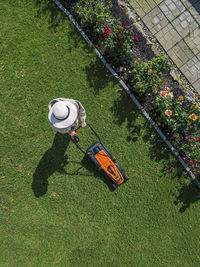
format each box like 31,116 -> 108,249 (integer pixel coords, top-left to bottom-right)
1,0 -> 200,266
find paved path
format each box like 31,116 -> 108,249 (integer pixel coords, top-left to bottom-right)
128,0 -> 200,92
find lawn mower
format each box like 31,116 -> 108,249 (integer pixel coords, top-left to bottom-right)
71,123 -> 128,189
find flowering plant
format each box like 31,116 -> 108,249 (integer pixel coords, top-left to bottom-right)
154,87 -> 200,134
97,20 -> 139,64
96,17 -> 120,50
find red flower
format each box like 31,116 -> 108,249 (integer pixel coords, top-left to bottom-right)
102,22 -> 105,25
130,24 -> 133,28
102,27 -> 111,39
198,138 -> 200,142
104,27 -> 111,35
134,35 -> 139,42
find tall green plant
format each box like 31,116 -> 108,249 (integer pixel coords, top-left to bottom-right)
74,0 -> 112,34
128,54 -> 170,96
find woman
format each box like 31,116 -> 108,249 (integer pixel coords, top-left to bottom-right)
48,98 -> 86,136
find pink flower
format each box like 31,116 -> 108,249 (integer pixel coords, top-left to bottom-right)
198,138 -> 200,142
134,35 -> 139,42
168,165 -> 171,168
186,141 -> 189,144
189,160 -> 194,164
119,21 -> 123,25
165,110 -> 172,116
160,91 -> 167,98
188,136 -> 191,139
102,22 -> 105,25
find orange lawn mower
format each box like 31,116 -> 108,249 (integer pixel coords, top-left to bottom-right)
71,123 -> 128,189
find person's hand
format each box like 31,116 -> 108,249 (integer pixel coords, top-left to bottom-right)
69,130 -> 76,136
81,121 -> 87,128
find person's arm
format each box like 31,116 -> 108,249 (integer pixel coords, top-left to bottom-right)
77,101 -> 86,122
68,129 -> 76,136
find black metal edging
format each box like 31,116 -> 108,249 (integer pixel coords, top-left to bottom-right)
52,0 -> 200,188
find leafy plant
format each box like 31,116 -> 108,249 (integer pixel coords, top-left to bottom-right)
128,53 -> 169,95
73,0 -> 112,38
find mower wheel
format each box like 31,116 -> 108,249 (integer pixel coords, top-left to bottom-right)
123,173 -> 128,182
112,182 -> 118,189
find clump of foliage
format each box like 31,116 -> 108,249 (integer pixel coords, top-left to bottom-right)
128,53 -> 170,96
73,0 -> 112,37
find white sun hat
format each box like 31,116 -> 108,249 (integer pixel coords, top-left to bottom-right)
48,101 -> 78,128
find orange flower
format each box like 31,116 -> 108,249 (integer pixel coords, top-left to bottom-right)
152,88 -> 158,93
165,110 -> 172,116
164,86 -> 170,92
160,91 -> 167,98
189,113 -> 197,120
179,95 -> 184,100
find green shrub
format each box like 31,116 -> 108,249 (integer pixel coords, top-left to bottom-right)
73,0 -> 112,34
128,53 -> 170,96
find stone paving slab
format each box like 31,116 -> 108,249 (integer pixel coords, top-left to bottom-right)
129,0 -> 146,17
181,0 -> 199,8
143,6 -> 168,34
189,2 -> 200,24
153,0 -> 163,4
193,79 -> 200,92
184,27 -> 200,55
171,10 -> 198,39
180,53 -> 200,84
128,0 -> 200,92
155,24 -> 182,51
168,40 -> 194,68
159,0 -> 185,21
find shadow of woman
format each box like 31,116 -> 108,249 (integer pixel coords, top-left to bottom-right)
32,132 -> 70,197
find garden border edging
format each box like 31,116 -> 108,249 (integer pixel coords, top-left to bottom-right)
52,0 -> 200,189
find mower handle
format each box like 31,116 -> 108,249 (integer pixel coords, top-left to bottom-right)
74,124 -> 102,142
74,125 -> 82,132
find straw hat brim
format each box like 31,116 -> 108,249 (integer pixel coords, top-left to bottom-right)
48,101 -> 78,128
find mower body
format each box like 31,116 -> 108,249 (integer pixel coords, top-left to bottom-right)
86,142 -> 128,189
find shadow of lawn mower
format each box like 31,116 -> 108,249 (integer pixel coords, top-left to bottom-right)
71,123 -> 128,190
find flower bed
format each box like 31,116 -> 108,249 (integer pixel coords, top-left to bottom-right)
61,0 -> 200,178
